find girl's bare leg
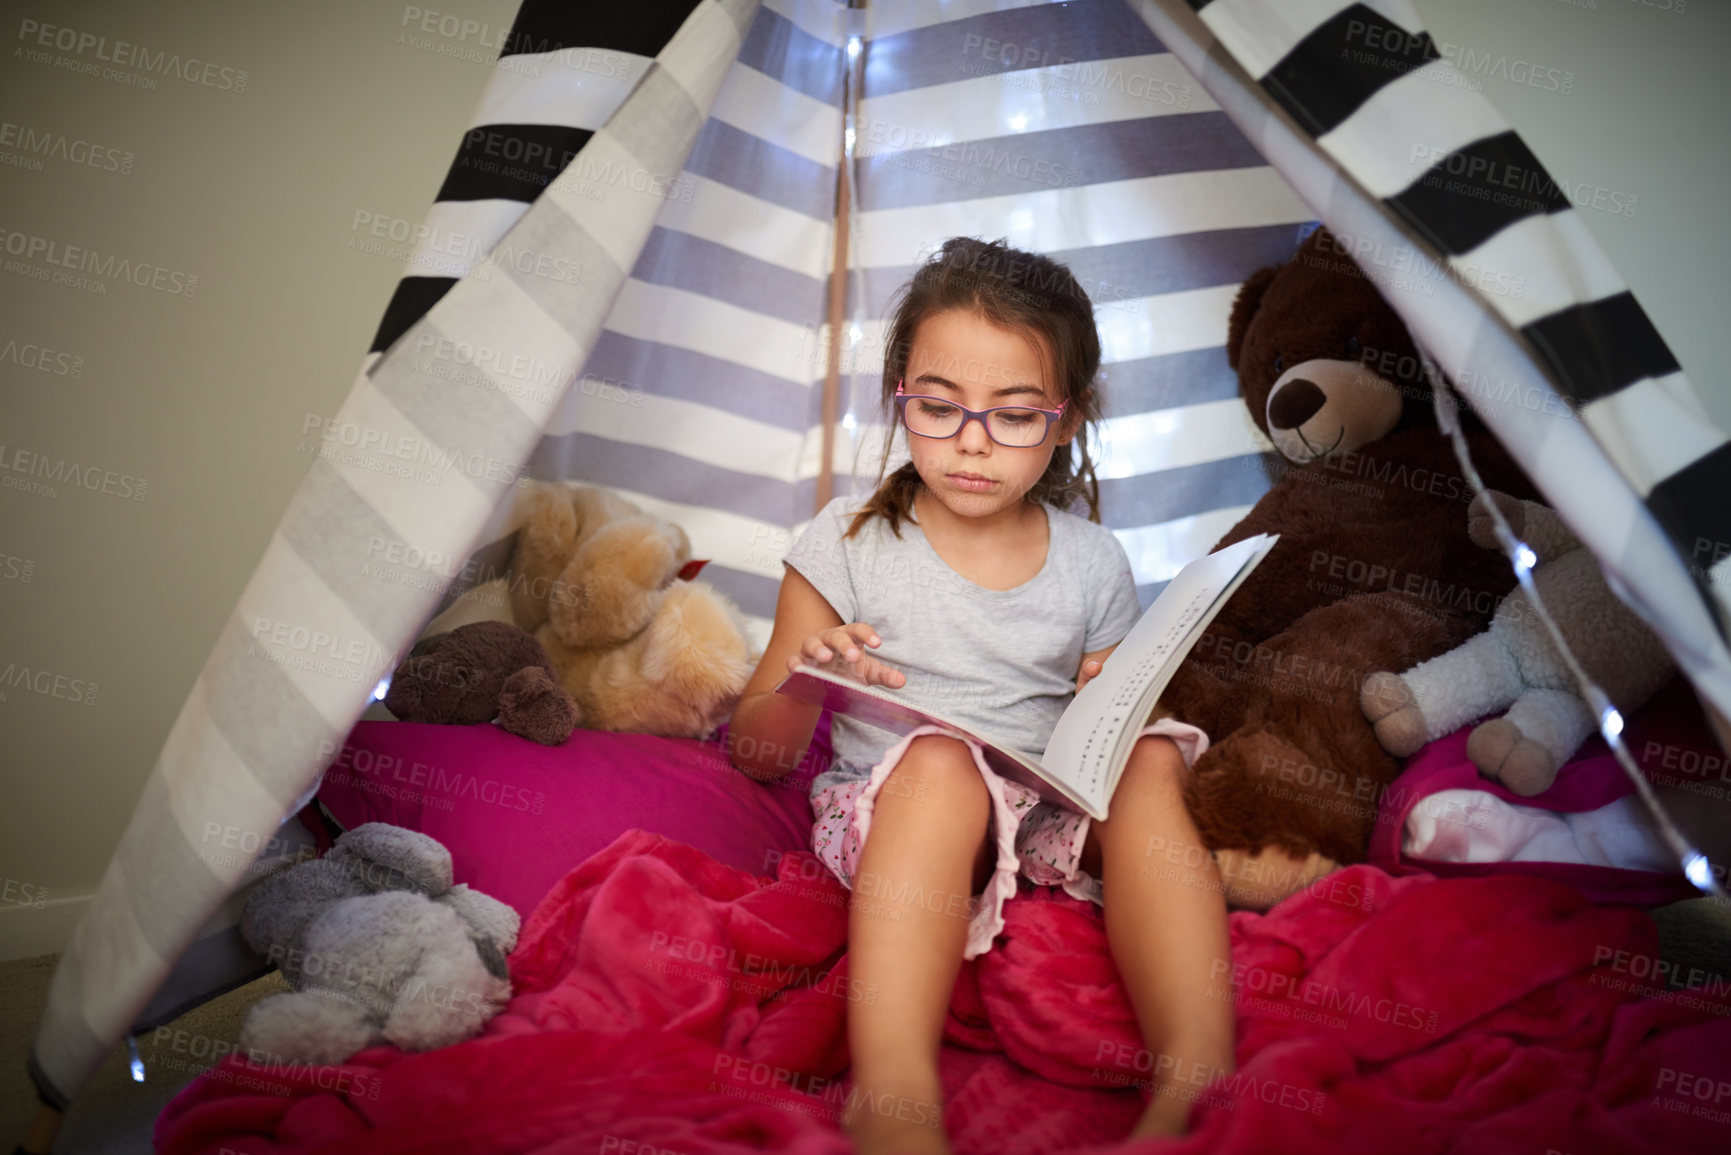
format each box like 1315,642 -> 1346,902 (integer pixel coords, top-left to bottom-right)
844,735 -> 994,1155
1082,735 -> 1236,1137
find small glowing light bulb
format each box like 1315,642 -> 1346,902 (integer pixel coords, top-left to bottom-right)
847,37 -> 861,60
1685,852 -> 1713,890
1513,544 -> 1537,575
372,678 -> 391,702
1600,705 -> 1624,738
128,1034 -> 145,1083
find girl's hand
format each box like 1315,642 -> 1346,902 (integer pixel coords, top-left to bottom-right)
789,623 -> 906,689
1077,646 -> 1116,695
1077,658 -> 1105,694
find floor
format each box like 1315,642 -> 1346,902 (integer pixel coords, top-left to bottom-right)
0,955 -> 288,1154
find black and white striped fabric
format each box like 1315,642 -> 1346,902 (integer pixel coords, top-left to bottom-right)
1174,0 -> 1731,630
1132,0 -> 1731,719
363,2 -> 708,361
29,0 -> 764,1110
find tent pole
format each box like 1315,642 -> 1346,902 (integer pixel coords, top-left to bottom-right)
817,0 -> 866,515
817,127 -> 848,514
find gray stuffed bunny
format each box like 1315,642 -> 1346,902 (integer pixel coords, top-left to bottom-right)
238,822 -> 520,1065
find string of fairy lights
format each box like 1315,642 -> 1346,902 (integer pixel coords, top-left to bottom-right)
1422,351 -> 1727,904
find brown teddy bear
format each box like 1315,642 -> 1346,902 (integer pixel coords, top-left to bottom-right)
506,481 -> 756,740
1156,226 -> 1538,907
384,621 -> 579,746
1362,490 -> 1675,795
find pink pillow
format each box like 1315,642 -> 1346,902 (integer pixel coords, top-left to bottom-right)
309,715 -> 832,919
1366,677 -> 1711,906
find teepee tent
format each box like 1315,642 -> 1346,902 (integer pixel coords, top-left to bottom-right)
26,0 -> 1731,1124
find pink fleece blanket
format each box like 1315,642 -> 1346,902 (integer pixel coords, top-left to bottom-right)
158,830 -> 1731,1155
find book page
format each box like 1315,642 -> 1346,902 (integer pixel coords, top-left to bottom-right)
1042,534 -> 1276,813
772,666 -> 1098,815
771,667 -> 1009,754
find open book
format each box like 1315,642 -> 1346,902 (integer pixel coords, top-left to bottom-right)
772,533 -> 1278,820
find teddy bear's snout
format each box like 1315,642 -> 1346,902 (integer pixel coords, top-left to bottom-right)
1264,357 -> 1405,463
1267,378 -> 1326,430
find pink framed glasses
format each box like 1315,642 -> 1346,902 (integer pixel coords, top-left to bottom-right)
893,379 -> 1067,448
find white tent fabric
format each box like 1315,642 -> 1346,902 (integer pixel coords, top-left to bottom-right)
27,0 -> 1730,1116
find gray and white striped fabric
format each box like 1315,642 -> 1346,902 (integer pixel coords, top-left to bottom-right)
28,0 -> 762,1109
841,0 -> 1310,605
1132,0 -> 1731,721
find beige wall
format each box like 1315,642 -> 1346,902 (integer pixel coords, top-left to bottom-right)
2,0 -> 1727,960
0,0 -> 522,959
1411,0 -> 1729,431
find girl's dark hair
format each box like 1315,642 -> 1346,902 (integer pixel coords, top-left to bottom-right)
845,236 -> 1104,540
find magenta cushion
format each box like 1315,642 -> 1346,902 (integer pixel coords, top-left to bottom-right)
1366,676 -> 1712,906
313,715 -> 832,919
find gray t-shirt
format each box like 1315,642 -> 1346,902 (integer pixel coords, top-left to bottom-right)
783,493 -> 1142,797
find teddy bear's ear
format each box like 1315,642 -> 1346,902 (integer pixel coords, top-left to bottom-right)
1226,265 -> 1281,371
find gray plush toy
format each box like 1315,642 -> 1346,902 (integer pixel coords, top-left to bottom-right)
1362,490 -> 1675,795
238,822 -> 520,1065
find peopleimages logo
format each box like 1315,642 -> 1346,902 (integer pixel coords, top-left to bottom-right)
298,414 -> 529,489
0,336 -> 84,377
0,227 -> 198,296
0,662 -> 99,706
0,443 -> 148,501
15,19 -> 248,92
0,120 -> 134,174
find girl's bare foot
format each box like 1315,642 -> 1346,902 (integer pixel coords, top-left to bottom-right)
842,1076 -> 950,1155
1129,1086 -> 1195,1139
1126,1035 -> 1233,1140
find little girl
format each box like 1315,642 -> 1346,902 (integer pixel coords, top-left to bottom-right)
727,237 -> 1235,1154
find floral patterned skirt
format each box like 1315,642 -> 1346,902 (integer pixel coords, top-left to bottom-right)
808,720 -> 1209,959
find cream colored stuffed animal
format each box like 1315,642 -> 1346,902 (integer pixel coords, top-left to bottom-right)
1361,490 -> 1675,795
506,481 -> 755,740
